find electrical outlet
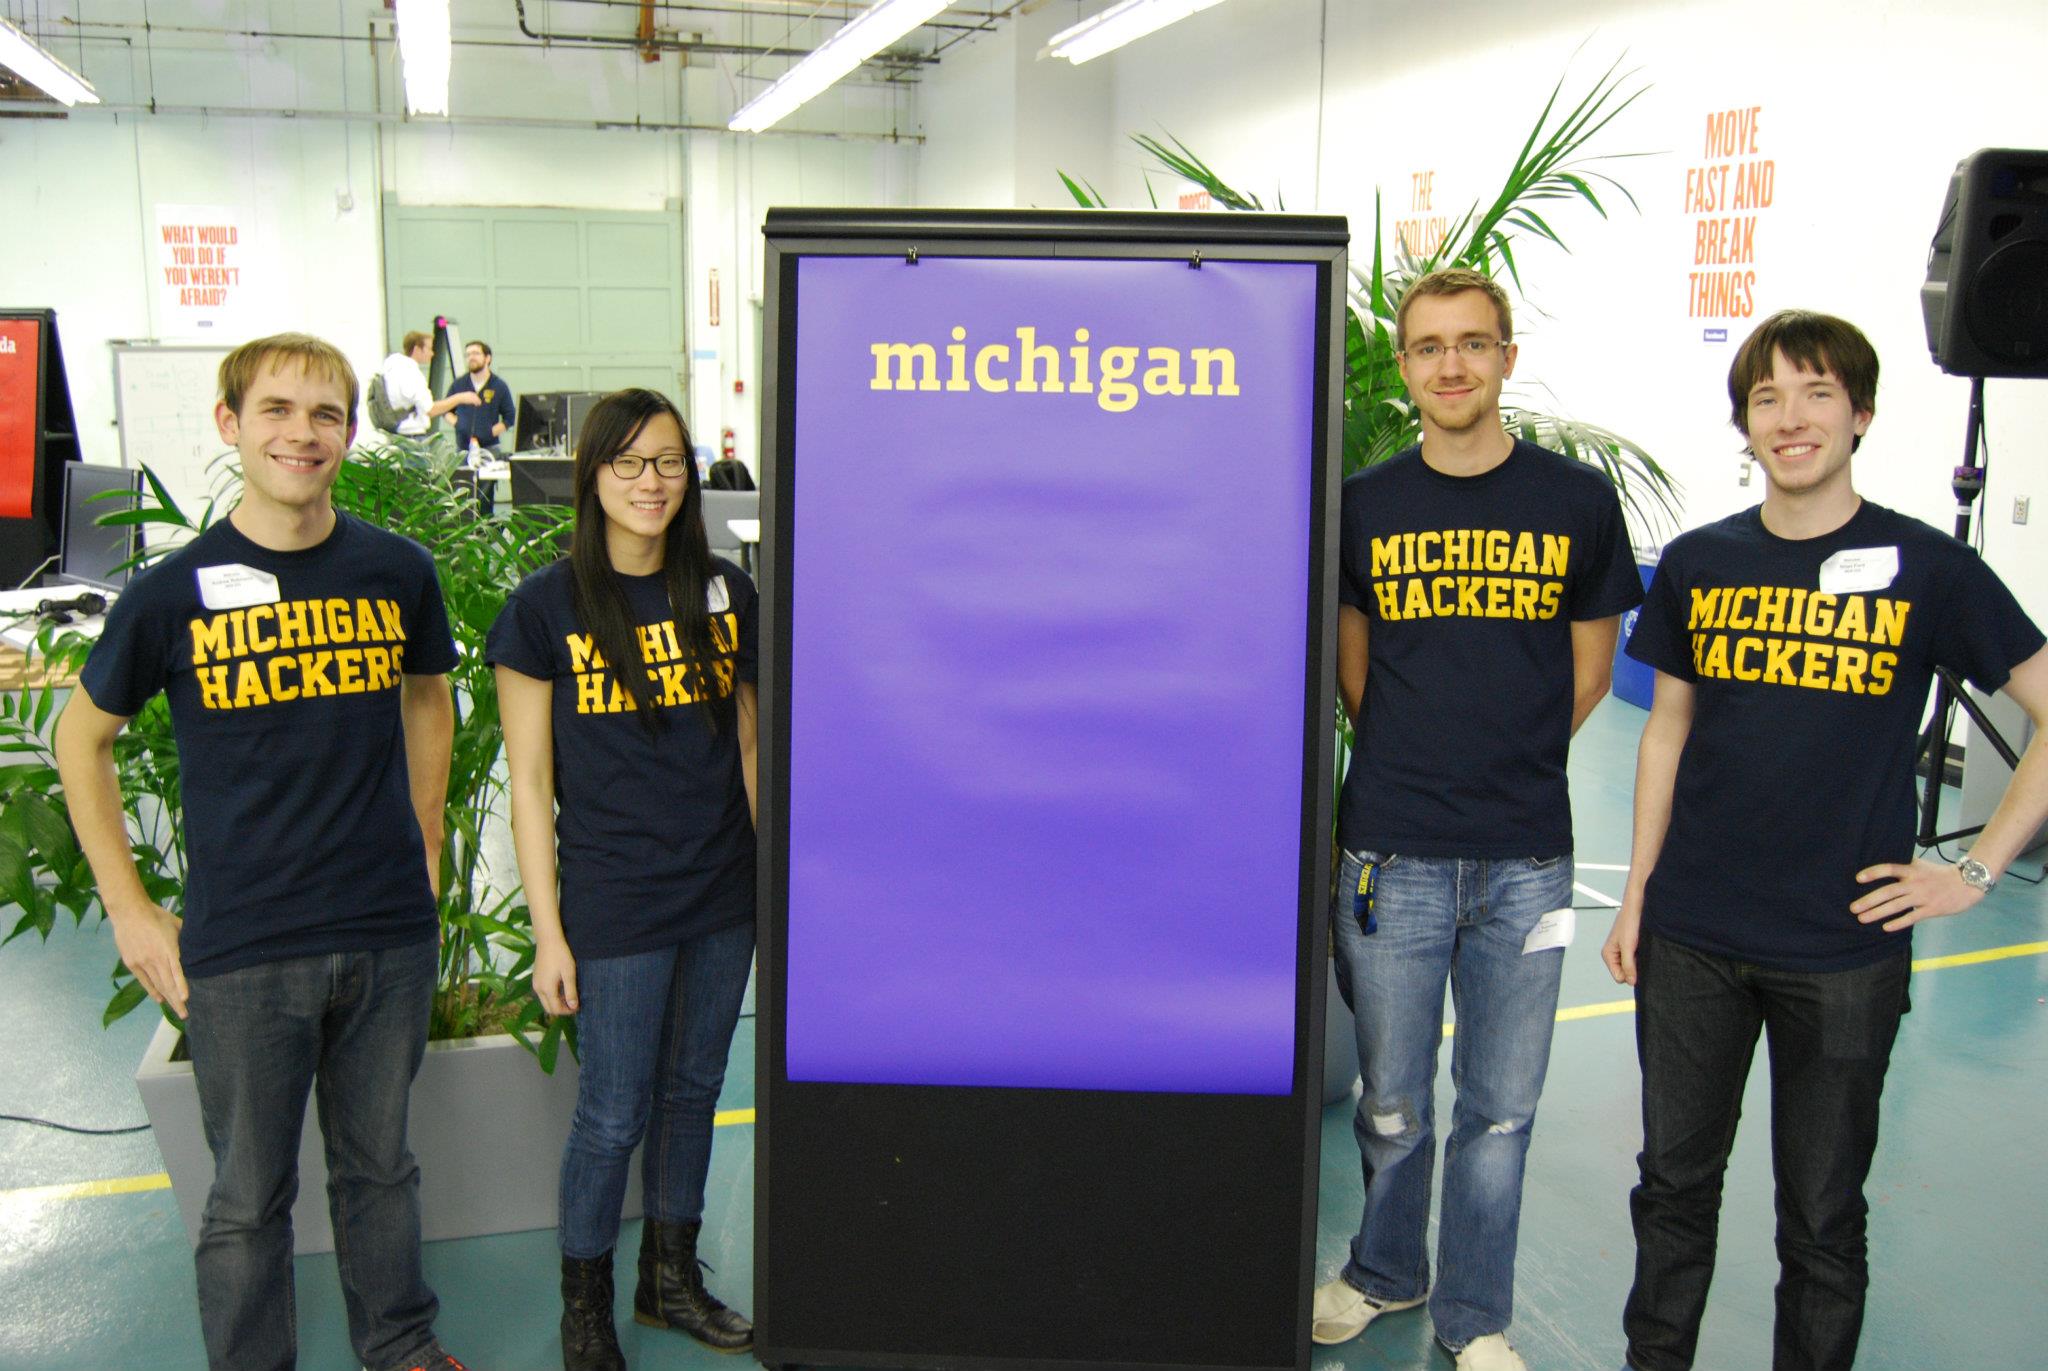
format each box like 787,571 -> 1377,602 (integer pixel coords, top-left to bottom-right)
2016,497 -> 2031,525
1738,458 -> 1753,487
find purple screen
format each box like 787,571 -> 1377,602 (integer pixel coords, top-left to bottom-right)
785,255 -> 1316,1094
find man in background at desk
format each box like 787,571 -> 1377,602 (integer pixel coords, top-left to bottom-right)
445,340 -> 515,456
444,340 -> 515,513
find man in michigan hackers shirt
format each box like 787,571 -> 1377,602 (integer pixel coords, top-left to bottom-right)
1314,270 -> 1640,1371
52,335 -> 466,1371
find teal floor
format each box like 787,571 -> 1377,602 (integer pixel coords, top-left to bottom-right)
5,696 -> 2046,1369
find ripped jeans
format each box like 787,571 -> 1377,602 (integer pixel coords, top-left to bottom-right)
1331,849 -> 1573,1351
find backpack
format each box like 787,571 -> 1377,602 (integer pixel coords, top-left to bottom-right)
366,373 -> 406,434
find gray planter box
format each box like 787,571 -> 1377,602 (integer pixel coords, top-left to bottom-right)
134,1020 -> 639,1255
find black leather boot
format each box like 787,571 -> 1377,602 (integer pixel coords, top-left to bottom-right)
560,1251 -> 626,1371
632,1218 -> 754,1353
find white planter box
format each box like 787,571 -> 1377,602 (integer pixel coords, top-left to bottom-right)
134,1019 -> 640,1255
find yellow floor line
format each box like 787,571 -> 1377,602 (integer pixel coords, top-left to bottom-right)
10,941 -> 2043,1209
0,1172 -> 171,1204
1911,939 -> 2048,971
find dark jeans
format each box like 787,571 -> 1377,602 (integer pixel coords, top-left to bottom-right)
1623,931 -> 1909,1371
183,940 -> 440,1371
557,919 -> 756,1260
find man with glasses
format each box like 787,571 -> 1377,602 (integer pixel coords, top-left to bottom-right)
1314,268 -> 1642,1371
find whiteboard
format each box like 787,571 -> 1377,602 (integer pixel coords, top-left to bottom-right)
112,344 -> 234,546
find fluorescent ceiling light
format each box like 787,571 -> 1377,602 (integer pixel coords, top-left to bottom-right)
394,0 -> 452,117
1044,0 -> 1229,65
729,0 -> 955,134
0,16 -> 100,106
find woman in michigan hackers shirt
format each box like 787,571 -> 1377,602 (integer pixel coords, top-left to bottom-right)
486,388 -> 758,1362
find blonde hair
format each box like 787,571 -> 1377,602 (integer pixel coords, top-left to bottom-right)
1395,268 -> 1514,349
218,333 -> 360,419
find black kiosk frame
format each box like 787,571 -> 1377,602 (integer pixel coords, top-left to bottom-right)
755,208 -> 1348,1371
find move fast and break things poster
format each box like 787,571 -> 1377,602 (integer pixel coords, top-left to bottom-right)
783,254 -> 1318,1096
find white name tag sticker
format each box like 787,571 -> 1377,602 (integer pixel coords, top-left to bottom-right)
706,575 -> 731,613
196,563 -> 281,611
1522,907 -> 1575,955
1818,546 -> 1899,595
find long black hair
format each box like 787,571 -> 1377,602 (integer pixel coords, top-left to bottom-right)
567,388 -> 722,731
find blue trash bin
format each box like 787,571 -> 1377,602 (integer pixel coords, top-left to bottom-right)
1611,552 -> 1660,709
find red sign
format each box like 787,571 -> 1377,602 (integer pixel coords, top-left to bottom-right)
0,318 -> 43,519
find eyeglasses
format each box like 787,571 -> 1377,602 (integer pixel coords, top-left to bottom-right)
1402,338 -> 1509,363
605,453 -> 690,479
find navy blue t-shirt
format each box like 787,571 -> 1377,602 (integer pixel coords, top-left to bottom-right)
1337,441 -> 1643,857
485,558 -> 758,959
1627,501 -> 2043,971
446,371 -> 516,452
79,512 -> 458,978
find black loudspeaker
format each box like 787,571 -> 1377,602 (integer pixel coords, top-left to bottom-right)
1922,148 -> 2048,377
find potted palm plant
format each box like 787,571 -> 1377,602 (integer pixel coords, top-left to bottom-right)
1066,58 -> 1683,1102
0,442 -> 630,1253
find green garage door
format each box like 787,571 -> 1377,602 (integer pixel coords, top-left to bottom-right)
382,200 -> 687,405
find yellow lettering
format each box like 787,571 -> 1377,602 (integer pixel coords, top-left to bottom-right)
1508,532 -> 1538,575
274,599 -> 313,650
1416,531 -> 1443,573
1726,586 -> 1758,630
190,615 -> 232,666
1733,637 -> 1763,681
1432,577 -> 1456,615
298,652 -> 335,695
244,604 -> 277,655
1799,642 -> 1834,690
1832,644 -> 1869,693
1870,653 -> 1897,694
1373,581 -> 1401,619
1763,637 -> 1800,685
1142,347 -> 1186,396
568,634 -> 604,673
1835,595 -> 1868,642
377,600 -> 404,641
974,344 -> 1011,393
1485,530 -> 1510,572
335,648 -> 366,694
1098,346 -> 1140,413
266,656 -> 300,701
231,659 -> 270,708
1371,537 -> 1403,578
1540,534 -> 1570,577
1512,578 -> 1539,618
1872,599 -> 1909,647
1805,593 -> 1837,638
1189,347 -> 1239,396
871,341 -> 939,391
196,664 -> 231,709
1402,578 -> 1431,618
1753,586 -> 1790,634
1015,328 -> 1065,394
576,670 -> 607,715
1484,578 -> 1510,617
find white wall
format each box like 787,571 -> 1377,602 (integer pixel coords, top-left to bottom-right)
0,0 -> 919,472
916,0 -> 2048,618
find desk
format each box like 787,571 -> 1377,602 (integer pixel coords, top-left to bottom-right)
727,518 -> 761,577
0,588 -> 109,688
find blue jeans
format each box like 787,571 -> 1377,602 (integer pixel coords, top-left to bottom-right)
558,919 -> 756,1259
1331,849 -> 1572,1351
182,940 -> 440,1371
1623,932 -> 1909,1371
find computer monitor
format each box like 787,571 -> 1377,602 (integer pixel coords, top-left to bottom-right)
510,457 -> 576,508
54,462 -> 142,590
515,392 -> 568,452
565,392 -> 602,453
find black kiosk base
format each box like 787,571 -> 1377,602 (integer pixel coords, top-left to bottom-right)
755,209 -> 1348,1371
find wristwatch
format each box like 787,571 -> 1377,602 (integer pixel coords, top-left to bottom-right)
1955,857 -> 1998,895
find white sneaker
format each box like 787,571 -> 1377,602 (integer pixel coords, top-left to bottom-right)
1309,1276 -> 1424,1344
1452,1332 -> 1528,1371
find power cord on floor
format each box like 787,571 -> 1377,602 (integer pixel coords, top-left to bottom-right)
0,1111 -> 152,1136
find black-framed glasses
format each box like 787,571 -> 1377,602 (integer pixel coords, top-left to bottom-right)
1402,338 -> 1508,363
605,452 -> 691,479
